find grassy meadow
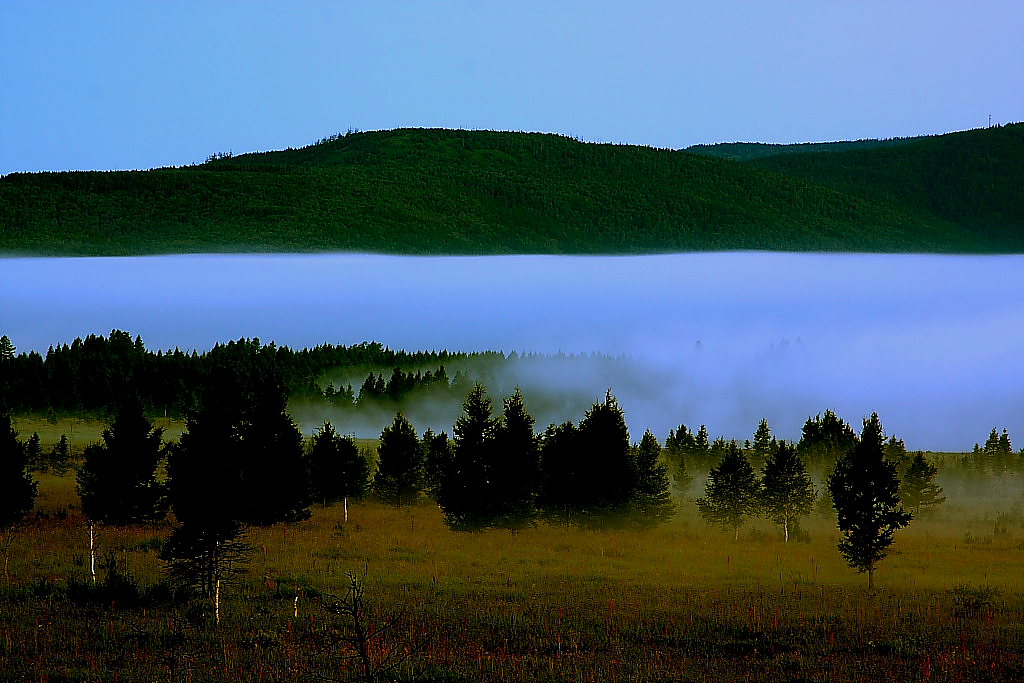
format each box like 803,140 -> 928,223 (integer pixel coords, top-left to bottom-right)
3,426 -> 1024,682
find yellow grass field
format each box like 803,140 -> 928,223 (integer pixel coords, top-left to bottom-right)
3,463 -> 1023,682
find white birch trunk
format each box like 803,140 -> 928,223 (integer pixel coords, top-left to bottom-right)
344,496 -> 349,523
89,523 -> 96,584
215,579 -> 221,625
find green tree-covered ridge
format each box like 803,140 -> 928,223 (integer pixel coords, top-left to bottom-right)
2,124 -> 1021,255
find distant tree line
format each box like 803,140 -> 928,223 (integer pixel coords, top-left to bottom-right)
0,332 -> 498,416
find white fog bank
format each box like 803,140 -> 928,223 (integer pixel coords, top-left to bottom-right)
2,252 -> 1022,451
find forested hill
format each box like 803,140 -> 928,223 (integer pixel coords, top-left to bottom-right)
748,125 -> 1024,248
684,136 -> 925,162
1,125 -> 1021,255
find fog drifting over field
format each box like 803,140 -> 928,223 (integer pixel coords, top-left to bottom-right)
3,253 -> 1023,451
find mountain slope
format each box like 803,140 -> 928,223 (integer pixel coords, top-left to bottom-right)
0,126 -> 1019,255
684,136 -> 924,162
749,124 -> 1024,246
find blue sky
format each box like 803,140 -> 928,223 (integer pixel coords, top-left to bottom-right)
1,1 -> 1022,174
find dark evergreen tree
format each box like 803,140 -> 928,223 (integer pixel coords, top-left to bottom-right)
998,429 -> 1013,456
664,424 -> 695,493
24,432 -> 43,472
167,392 -> 245,530
437,384 -> 497,529
629,430 -> 675,524
575,391 -> 633,512
0,411 -> 36,579
163,369 -> 308,608
899,453 -> 946,516
538,420 -> 583,524
489,388 -> 540,530
827,413 -> 911,591
759,441 -> 816,542
308,421 -> 370,505
77,400 -> 167,525
0,336 -> 14,361
797,410 -> 858,464
232,377 -> 311,525
694,424 -> 710,452
48,434 -> 72,475
981,428 -> 1016,472
373,414 -> 424,506
692,424 -> 711,467
884,436 -> 910,475
750,418 -> 775,467
422,428 -> 453,500
696,442 -> 758,540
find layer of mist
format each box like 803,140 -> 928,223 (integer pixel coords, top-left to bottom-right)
2,252 -> 1023,450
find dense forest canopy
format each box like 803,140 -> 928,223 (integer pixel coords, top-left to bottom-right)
0,332 -> 636,433
1,124 -> 1021,255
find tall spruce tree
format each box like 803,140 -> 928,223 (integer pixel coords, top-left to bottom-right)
163,369 -> 309,606
538,420 -> 583,524
664,424 -> 695,493
373,414 -> 425,506
629,430 -> 675,524
308,421 -> 370,505
576,391 -> 633,513
750,419 -> 775,467
759,441 -> 815,542
437,384 -> 497,529
77,400 -> 167,525
233,378 -> 311,525
899,453 -> 946,516
696,442 -> 758,540
0,411 -> 37,579
49,434 -> 72,475
422,428 -> 453,500
827,413 -> 911,591
489,388 -> 540,530
797,410 -> 858,464
24,433 -> 43,472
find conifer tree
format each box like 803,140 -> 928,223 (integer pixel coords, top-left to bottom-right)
77,400 -> 167,525
828,413 -> 911,591
0,336 -> 14,361
750,418 -> 775,467
629,430 -> 675,524
24,433 -> 43,472
0,411 -> 36,579
759,441 -> 815,542
489,388 -> 540,530
899,453 -> 946,516
575,391 -> 633,512
664,424 -> 695,492
308,421 -> 369,506
797,410 -> 857,464
374,414 -> 424,506
422,428 -> 453,500
884,436 -> 910,475
538,420 -> 583,524
233,379 -> 311,525
48,434 -> 72,475
694,424 -> 711,464
437,384 -> 497,529
696,442 -> 758,540
163,370 -> 308,608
